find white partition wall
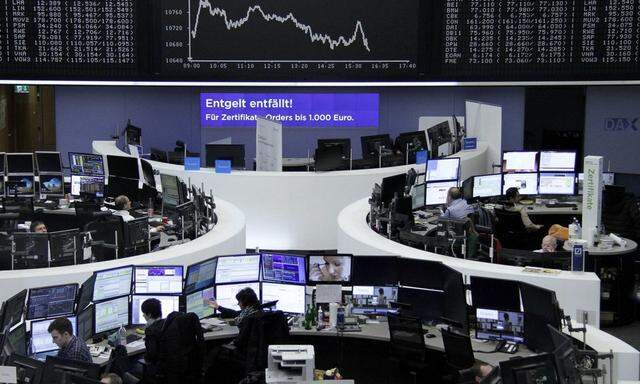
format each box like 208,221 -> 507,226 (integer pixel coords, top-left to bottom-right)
465,100 -> 502,173
0,198 -> 246,303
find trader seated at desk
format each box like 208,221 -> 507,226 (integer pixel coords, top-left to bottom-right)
441,187 -> 475,220
47,316 -> 93,364
503,187 -> 543,232
29,220 -> 48,233
112,195 -> 165,233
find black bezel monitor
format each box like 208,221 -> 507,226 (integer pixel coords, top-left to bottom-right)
134,265 -> 184,295
5,175 -> 35,197
184,257 -> 218,295
261,282 -> 306,315
215,254 -> 261,285
1,290 -> 27,330
130,294 -> 180,326
106,155 -> 139,180
308,254 -> 353,284
93,295 -> 130,335
68,152 -> 105,176
260,253 -> 307,285
539,151 -> 577,173
6,153 -> 34,174
502,151 -> 539,173
205,144 -> 246,169
538,172 -> 576,196
472,173 -> 503,199
92,265 -> 134,302
35,152 -> 62,174
38,174 -> 64,197
361,134 -> 393,158
26,283 -> 78,320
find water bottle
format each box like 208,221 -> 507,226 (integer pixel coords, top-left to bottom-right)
317,307 -> 324,326
337,307 -> 345,328
569,217 -> 580,240
118,324 -> 127,346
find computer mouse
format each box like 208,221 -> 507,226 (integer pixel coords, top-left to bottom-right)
425,333 -> 436,338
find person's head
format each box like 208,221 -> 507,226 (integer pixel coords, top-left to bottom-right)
141,298 -> 162,323
378,288 -> 384,295
505,187 -> 520,203
101,373 -> 123,384
114,195 -> 131,210
503,312 -> 510,321
47,317 -> 74,348
320,256 -> 347,281
30,220 -> 47,233
236,287 -> 259,309
446,187 -> 463,206
541,235 -> 558,253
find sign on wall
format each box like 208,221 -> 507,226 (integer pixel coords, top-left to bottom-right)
200,93 -> 379,128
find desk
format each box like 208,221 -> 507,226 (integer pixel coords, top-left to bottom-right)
562,237 -> 638,256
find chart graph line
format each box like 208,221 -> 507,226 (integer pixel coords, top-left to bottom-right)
189,0 -> 372,54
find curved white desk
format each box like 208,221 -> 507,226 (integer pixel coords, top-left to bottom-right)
0,198 -> 246,303
93,140 -> 488,250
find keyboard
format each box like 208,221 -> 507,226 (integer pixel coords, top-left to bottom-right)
126,334 -> 142,343
545,203 -> 577,208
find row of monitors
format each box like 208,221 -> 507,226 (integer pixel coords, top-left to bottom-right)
0,152 -> 63,176
469,171 -> 615,199
502,151 -> 577,173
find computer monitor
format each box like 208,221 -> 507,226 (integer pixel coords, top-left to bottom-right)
69,153 -> 104,176
410,183 -> 426,210
475,308 -> 524,343
6,322 -> 27,357
41,355 -> 100,383
106,155 -> 139,180
308,255 -> 352,283
216,283 -> 261,311
184,257 -> 218,294
27,283 -> 78,320
380,173 -> 407,206
39,174 -> 64,196
520,282 -> 562,353
426,121 -> 454,158
361,134 -> 393,158
425,181 -> 458,206
1,290 -> 26,330
205,144 -> 245,169
426,158 -> 460,182
125,124 -> 142,146
317,138 -> 351,159
70,175 -> 105,198
261,253 -> 306,285
160,174 -> 183,208
470,276 -> 521,312
394,131 -> 428,163
539,173 -> 576,195
314,146 -> 348,172
77,305 -> 94,342
186,287 -> 216,319
31,317 -> 77,354
502,151 -> 538,173
351,256 -> 398,286
150,148 -> 168,163
134,266 -> 183,294
5,175 -> 35,197
35,152 -> 62,174
123,217 -> 150,255
473,174 -> 503,198
92,266 -> 133,302
503,173 -> 538,195
396,287 -> 444,324
49,229 -> 78,265
539,151 -> 576,172
351,286 -> 398,315
77,275 -> 95,312
140,159 -> 156,188
6,355 -> 44,384
131,295 -> 180,325
215,254 -> 260,284
261,282 -> 306,314
499,353 -> 559,384
6,153 -> 34,174
94,295 -> 129,334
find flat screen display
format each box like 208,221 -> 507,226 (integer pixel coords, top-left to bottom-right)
69,153 -> 104,176
502,173 -> 538,195
134,266 -> 183,294
184,257 -> 218,294
93,266 -> 133,302
39,175 -> 64,196
35,152 -> 62,173
538,173 -> 576,195
215,255 -> 260,284
476,308 -> 525,344
27,284 -> 78,320
94,296 -> 130,334
308,255 -> 352,283
351,285 -> 398,315
473,174 -> 502,198
426,158 -> 460,182
539,151 -> 576,172
31,317 -> 76,354
261,253 -> 306,284
425,181 -> 458,206
5,176 -> 35,197
261,282 -> 306,314
216,283 -> 261,312
502,152 -> 538,173
6,153 -> 34,174
131,295 -> 180,325
186,287 -> 216,319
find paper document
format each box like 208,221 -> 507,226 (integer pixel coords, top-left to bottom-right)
315,285 -> 342,304
201,317 -> 226,327
0,366 -> 17,383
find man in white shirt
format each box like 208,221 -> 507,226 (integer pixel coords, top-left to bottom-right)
112,195 -> 164,233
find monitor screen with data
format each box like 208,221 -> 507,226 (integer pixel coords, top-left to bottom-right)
425,181 -> 458,206
93,266 -> 133,302
261,282 -> 306,314
185,257 -> 218,294
69,153 -> 104,176
94,296 -> 130,334
502,152 -> 538,173
27,284 -> 78,320
261,253 -> 306,285
473,174 -> 503,198
186,287 -> 216,320
131,295 -> 180,325
539,151 -> 577,172
502,173 -> 538,195
70,175 -> 105,197
215,255 -> 260,284
309,255 -> 352,283
31,317 -> 76,354
538,173 -> 576,195
426,158 -> 460,182
134,266 -> 183,294
352,286 -> 398,315
216,283 -> 261,312
411,183 -> 426,210
476,308 -> 524,344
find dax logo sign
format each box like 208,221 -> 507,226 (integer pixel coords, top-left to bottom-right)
604,117 -> 638,132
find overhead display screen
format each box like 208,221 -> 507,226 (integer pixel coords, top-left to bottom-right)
1,1 -> 640,81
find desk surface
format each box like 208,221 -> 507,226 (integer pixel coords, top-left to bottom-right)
562,237 -> 638,256
92,321 -> 532,368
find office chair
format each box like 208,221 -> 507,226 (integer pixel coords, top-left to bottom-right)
387,312 -> 429,384
0,233 -> 13,270
123,217 -> 150,257
12,233 -> 49,269
84,215 -> 124,262
440,327 -> 476,384
242,311 -> 290,376
493,208 -> 530,249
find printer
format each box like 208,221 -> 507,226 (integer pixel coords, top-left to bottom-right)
265,345 -> 315,383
